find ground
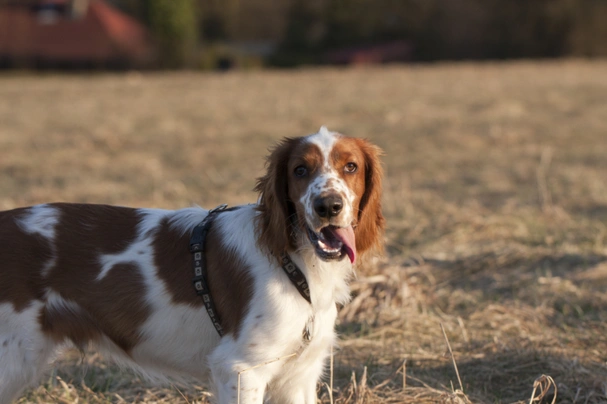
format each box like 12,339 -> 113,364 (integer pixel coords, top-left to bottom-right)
0,60 -> 606,403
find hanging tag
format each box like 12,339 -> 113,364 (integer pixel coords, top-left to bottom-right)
302,316 -> 314,342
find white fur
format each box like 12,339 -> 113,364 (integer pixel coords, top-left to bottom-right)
206,206 -> 352,403
308,126 -> 338,172
97,209 -> 169,281
0,302 -> 56,404
15,204 -> 60,239
16,204 -> 60,277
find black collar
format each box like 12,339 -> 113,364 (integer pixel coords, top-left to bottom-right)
279,253 -> 311,304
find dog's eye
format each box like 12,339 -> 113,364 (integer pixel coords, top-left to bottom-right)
344,162 -> 358,173
294,166 -> 308,177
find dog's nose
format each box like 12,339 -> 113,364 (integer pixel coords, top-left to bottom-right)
314,195 -> 343,218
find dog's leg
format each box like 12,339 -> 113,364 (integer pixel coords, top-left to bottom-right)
209,360 -> 269,404
209,343 -> 327,404
300,379 -> 321,404
208,340 -> 287,404
268,381 -> 319,404
211,372 -> 266,404
264,333 -> 334,404
264,361 -> 324,404
0,303 -> 57,404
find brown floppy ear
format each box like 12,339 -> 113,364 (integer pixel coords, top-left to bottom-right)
354,138 -> 385,260
254,137 -> 300,257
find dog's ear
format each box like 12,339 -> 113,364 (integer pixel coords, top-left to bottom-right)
353,138 -> 385,260
254,137 -> 300,257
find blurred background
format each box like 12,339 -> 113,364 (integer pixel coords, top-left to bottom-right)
1,0 -> 606,71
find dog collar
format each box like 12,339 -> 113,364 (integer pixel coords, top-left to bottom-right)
279,253 -> 312,304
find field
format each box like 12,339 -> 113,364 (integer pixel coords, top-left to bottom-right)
1,60 -> 606,403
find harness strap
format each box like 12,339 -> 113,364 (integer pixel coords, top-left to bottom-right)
190,204 -> 313,338
280,253 -> 312,304
190,204 -> 232,337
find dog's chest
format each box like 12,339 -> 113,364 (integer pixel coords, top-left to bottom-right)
296,303 -> 338,358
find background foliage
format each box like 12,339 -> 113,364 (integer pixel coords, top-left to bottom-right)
142,0 -> 198,68
115,0 -> 607,68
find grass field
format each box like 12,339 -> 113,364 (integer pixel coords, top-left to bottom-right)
1,60 -> 606,403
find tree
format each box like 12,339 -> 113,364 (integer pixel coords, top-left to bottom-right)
145,0 -> 198,68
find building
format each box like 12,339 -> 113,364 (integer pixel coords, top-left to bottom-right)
0,0 -> 154,69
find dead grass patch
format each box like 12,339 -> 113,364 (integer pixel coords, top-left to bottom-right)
2,60 -> 607,403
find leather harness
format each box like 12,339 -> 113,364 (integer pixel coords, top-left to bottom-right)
190,204 -> 312,337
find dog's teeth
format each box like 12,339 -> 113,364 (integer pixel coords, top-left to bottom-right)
317,239 -> 340,254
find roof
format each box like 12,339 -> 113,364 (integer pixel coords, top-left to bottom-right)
324,40 -> 414,65
0,0 -> 154,65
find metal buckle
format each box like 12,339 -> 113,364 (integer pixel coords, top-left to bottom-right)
209,204 -> 228,214
189,242 -> 202,253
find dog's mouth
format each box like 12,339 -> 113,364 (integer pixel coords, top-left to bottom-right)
306,225 -> 356,264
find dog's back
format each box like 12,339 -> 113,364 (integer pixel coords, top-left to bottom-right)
0,203 -> 219,403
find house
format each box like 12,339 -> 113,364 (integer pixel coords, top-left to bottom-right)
0,0 -> 154,69
324,40 -> 414,65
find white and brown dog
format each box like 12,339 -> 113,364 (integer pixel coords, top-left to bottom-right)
0,127 -> 384,404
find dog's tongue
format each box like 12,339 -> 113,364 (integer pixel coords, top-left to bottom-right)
329,226 -> 357,264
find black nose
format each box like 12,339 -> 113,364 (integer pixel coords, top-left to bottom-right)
314,195 -> 343,218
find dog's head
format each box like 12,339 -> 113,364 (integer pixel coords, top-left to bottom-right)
255,127 -> 384,265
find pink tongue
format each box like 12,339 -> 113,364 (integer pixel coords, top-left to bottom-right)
330,226 -> 357,264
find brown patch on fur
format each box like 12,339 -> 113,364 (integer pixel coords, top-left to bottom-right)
285,142 -> 325,207
205,217 -> 254,337
255,137 -> 306,256
330,137 -> 367,206
351,138 -> 385,258
38,298 -> 101,348
36,204 -> 150,352
333,137 -> 385,258
153,218 -> 203,307
40,263 -> 149,351
0,207 -> 52,311
154,212 -> 254,337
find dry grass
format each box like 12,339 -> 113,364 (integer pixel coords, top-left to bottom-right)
1,60 -> 607,403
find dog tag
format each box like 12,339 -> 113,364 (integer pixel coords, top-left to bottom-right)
302,317 -> 314,342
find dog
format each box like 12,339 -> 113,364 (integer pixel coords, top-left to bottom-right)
0,127 -> 384,404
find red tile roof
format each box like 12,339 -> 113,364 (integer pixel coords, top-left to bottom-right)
0,0 -> 154,65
